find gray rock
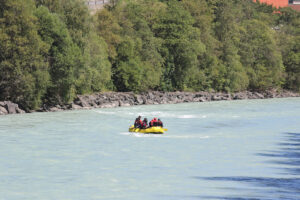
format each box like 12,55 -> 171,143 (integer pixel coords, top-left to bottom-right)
70,103 -> 82,110
134,95 -> 144,105
254,92 -> 264,99
4,101 -> 18,114
119,101 -> 131,107
222,94 -> 232,100
49,107 -> 62,112
99,101 -> 119,108
233,93 -> 248,100
5,90 -> 294,115
211,95 -> 222,101
200,97 -> 207,102
73,100 -> 81,105
0,106 -> 8,115
160,99 -> 169,104
144,99 -> 154,105
78,96 -> 90,107
194,97 -> 206,102
183,96 -> 193,102
16,107 -> 25,114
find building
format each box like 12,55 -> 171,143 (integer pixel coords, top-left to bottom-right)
85,0 -> 110,13
255,0 -> 300,11
289,0 -> 300,11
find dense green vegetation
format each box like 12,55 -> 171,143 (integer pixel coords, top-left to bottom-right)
0,0 -> 299,110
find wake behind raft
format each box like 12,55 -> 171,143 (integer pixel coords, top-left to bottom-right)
129,125 -> 168,134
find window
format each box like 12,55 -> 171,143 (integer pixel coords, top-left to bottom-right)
290,0 -> 300,4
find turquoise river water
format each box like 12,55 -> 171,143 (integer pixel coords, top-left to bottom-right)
0,98 -> 300,200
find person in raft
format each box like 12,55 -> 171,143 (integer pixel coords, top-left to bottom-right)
149,118 -> 158,127
134,116 -> 142,128
157,119 -> 163,127
141,118 -> 148,129
149,118 -> 164,127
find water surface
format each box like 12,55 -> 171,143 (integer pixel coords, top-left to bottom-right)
0,98 -> 300,200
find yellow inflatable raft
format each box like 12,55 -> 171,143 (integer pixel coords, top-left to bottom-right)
129,125 -> 168,134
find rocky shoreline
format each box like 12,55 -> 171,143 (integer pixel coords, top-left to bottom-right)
0,90 -> 299,115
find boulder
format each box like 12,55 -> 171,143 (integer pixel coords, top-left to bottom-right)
183,95 -> 193,102
194,97 -> 206,102
77,96 -> 90,107
233,93 -> 248,100
211,95 -> 222,101
49,107 -> 62,112
4,101 -> 18,114
0,106 -> 8,115
134,95 -> 144,105
99,101 -> 119,108
160,98 -> 169,104
147,92 -> 155,100
119,101 -> 131,107
16,107 -> 25,114
70,103 -> 82,110
254,92 -> 265,99
144,99 -> 154,105
219,94 -> 231,101
199,97 -> 207,102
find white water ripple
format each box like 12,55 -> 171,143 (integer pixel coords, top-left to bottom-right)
120,132 -> 211,139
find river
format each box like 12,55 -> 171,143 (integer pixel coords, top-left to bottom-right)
0,98 -> 300,200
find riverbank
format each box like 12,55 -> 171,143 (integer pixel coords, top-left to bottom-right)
0,90 -> 299,115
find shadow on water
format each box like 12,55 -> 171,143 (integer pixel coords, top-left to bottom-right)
188,133 -> 300,200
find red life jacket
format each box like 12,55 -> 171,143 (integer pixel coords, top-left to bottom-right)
135,119 -> 143,127
150,119 -> 157,126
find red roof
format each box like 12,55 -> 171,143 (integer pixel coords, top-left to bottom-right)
254,0 -> 289,8
254,0 -> 300,11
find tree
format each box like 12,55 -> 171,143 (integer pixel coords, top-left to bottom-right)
95,8 -> 121,61
239,19 -> 284,90
153,0 -> 205,90
213,0 -> 249,92
35,6 -> 80,104
277,7 -> 300,91
36,1 -> 112,103
0,0 -> 49,110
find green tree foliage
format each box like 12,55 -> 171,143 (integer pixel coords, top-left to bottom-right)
239,19 -> 284,90
34,6 -> 79,104
277,8 -> 300,91
153,0 -> 205,90
0,0 -> 299,109
35,0 -> 111,104
35,0 -> 62,13
0,0 -> 49,110
82,32 -> 112,92
97,0 -> 163,92
181,0 -> 221,91
213,0 -> 249,92
95,8 -> 121,60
